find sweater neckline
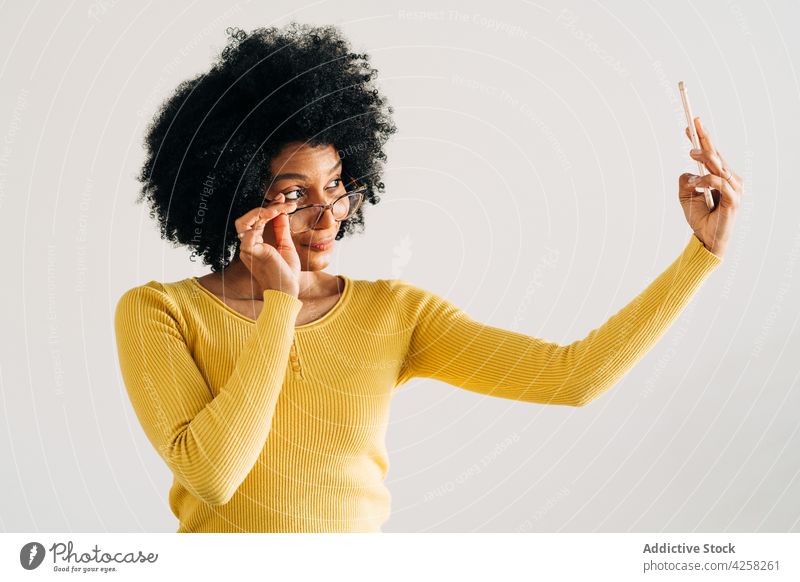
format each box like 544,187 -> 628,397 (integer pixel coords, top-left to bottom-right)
187,274 -> 352,331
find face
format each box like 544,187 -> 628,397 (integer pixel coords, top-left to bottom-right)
262,141 -> 346,272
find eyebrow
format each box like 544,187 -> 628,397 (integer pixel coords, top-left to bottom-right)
271,159 -> 342,184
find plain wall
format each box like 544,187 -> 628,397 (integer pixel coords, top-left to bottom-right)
0,0 -> 798,532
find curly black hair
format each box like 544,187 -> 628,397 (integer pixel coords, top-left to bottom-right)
137,22 -> 398,272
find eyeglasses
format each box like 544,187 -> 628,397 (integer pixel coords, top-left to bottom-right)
282,180 -> 367,234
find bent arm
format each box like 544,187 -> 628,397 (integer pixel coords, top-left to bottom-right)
396,234 -> 722,407
114,284 -> 302,506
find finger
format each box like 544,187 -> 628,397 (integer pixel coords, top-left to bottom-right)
690,118 -> 743,190
262,193 -> 299,215
235,206 -> 278,232
238,207 -> 272,248
272,211 -> 296,252
695,117 -> 732,177
238,216 -> 268,251
713,149 -> 742,185
678,172 -> 720,198
689,147 -> 724,176
235,197 -> 296,232
692,173 -> 740,208
718,157 -> 742,190
264,194 -> 298,222
695,117 -> 716,153
685,126 -> 697,146
236,206 -> 294,239
690,148 -> 742,191
678,172 -> 702,195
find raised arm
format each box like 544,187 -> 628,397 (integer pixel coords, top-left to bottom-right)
394,234 -> 722,407
114,284 -> 302,506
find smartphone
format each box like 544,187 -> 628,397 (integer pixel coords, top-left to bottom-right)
678,81 -> 715,210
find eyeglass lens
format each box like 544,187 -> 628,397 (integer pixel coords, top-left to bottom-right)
288,192 -> 363,233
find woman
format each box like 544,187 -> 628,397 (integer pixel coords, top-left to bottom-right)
114,23 -> 742,533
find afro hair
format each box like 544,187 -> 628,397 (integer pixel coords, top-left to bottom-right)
136,22 -> 398,272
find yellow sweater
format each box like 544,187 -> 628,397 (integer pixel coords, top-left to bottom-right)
113,234 -> 721,532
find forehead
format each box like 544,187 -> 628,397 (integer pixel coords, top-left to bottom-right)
269,142 -> 340,174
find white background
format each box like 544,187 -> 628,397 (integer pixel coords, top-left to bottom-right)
0,0 -> 798,532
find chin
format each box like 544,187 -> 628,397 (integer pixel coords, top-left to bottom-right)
300,254 -> 332,272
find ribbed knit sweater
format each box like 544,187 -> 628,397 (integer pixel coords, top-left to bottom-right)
113,234 -> 721,532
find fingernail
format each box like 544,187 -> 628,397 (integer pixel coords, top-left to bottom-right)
690,148 -> 701,155
688,175 -> 698,184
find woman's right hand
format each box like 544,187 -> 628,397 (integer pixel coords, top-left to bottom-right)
235,193 -> 301,297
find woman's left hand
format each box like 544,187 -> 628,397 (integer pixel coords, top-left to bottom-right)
678,116 -> 743,259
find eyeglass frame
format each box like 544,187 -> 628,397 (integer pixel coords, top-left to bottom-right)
278,175 -> 368,234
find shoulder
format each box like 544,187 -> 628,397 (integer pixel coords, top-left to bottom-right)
366,277 -> 464,324
340,276 -> 430,315
376,277 -> 449,304
353,276 -> 429,304
371,277 -> 421,294
116,280 -> 167,310
114,278 -> 195,325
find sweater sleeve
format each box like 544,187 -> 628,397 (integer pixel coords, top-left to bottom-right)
394,234 -> 722,407
114,283 -> 303,506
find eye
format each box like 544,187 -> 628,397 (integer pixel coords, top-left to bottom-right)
326,177 -> 342,190
281,188 -> 305,201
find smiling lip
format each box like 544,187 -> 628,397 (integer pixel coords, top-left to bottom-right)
305,237 -> 334,251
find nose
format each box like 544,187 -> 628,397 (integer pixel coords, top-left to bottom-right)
314,204 -> 338,229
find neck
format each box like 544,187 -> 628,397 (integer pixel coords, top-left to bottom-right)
223,258 -> 325,301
